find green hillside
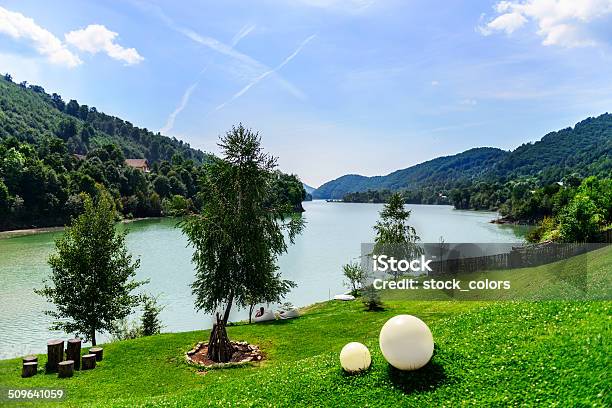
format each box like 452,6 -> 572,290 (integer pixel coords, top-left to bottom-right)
313,114 -> 612,199
0,75 -> 306,230
0,75 -> 207,162
313,147 -> 507,199
494,114 -> 612,183
1,245 -> 610,407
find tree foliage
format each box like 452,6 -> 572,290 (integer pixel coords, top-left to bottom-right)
140,295 -> 165,336
342,262 -> 367,294
181,125 -> 304,361
35,189 -> 146,345
525,176 -> 612,243
373,193 -> 422,280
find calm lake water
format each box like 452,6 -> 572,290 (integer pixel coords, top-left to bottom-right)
0,201 -> 527,359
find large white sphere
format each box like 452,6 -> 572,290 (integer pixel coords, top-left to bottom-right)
339,342 -> 371,373
379,315 -> 434,370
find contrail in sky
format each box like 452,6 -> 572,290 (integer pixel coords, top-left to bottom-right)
159,23 -> 256,134
214,34 -> 316,112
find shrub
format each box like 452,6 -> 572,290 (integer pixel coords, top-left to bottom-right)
162,194 -> 192,216
342,262 -> 367,295
141,295 -> 164,336
558,194 -> 602,242
361,285 -> 384,311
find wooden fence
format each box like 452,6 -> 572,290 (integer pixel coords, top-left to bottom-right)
429,242 -> 607,277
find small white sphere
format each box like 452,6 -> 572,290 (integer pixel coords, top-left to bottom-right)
339,342 -> 371,373
379,315 -> 434,370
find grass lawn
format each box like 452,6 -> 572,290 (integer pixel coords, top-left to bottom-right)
1,246 -> 611,407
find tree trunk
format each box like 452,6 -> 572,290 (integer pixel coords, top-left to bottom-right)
91,328 -> 96,346
22,361 -> 37,378
249,304 -> 254,324
222,291 -> 234,325
66,338 -> 81,370
58,360 -> 74,378
82,354 -> 96,370
207,313 -> 234,363
46,339 -> 64,372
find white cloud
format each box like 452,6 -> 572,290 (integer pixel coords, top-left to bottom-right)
478,0 -> 612,47
480,10 -> 527,34
431,80 -> 439,86
0,6 -> 81,67
460,98 -> 478,106
65,24 -> 144,65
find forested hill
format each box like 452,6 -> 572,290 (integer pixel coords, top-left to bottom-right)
313,147 -> 508,199
0,74 -> 207,163
313,114 -> 612,199
491,114 -> 612,183
0,74 -> 306,231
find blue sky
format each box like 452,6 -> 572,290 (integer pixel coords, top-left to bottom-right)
1,0 -> 611,186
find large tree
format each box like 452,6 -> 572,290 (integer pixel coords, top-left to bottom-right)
181,125 -> 304,362
36,189 -> 146,345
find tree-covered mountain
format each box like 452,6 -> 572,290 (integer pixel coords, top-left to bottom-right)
0,74 -> 207,163
0,74 -> 306,230
313,147 -> 508,199
303,183 -> 315,194
313,114 -> 612,200
491,114 -> 612,183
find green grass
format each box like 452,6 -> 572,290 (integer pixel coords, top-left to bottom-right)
1,246 -> 611,407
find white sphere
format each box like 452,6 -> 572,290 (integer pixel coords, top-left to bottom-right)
379,315 -> 434,370
339,342 -> 371,373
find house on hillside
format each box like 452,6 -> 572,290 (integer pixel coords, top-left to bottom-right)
125,158 -> 150,173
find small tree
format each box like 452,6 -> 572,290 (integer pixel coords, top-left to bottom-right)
558,194 -> 602,242
373,192 -> 422,280
181,125 -> 304,362
342,262 -> 367,295
361,284 -> 384,311
141,295 -> 164,336
36,189 -> 146,345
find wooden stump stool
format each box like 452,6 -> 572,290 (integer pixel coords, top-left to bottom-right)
22,361 -> 38,378
58,360 -> 74,378
22,355 -> 38,364
89,347 -> 103,361
46,339 -> 64,372
82,354 -> 96,370
66,338 -> 81,370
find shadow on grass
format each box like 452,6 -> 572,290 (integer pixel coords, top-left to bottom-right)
387,346 -> 450,394
387,360 -> 448,394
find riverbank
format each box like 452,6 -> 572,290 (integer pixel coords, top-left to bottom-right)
490,216 -> 534,225
0,226 -> 65,239
1,245 -> 610,406
0,217 -> 164,239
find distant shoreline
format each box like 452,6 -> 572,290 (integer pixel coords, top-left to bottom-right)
0,217 -> 163,239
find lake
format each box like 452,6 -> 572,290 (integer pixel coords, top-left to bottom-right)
0,201 -> 527,359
